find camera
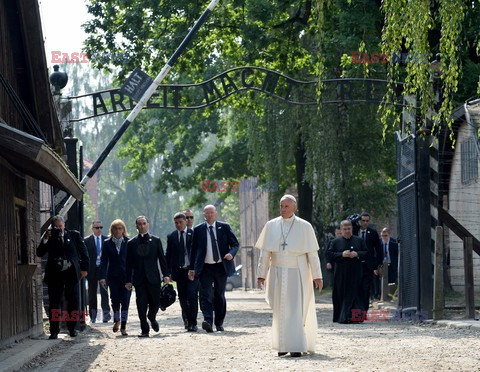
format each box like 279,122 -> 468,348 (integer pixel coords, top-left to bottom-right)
347,213 -> 361,227
51,226 -> 61,238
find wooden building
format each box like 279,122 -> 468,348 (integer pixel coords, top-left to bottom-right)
239,178 -> 270,289
443,103 -> 480,294
0,0 -> 83,347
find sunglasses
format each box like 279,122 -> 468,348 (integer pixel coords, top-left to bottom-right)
93,226 -> 103,229
185,216 -> 194,220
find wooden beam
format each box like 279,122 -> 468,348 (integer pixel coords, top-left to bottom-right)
433,226 -> 444,320
464,237 -> 475,319
438,206 -> 480,256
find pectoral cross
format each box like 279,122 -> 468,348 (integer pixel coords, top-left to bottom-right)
281,241 -> 288,250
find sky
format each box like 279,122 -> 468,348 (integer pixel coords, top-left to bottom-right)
38,0 -> 90,62
38,0 -> 111,102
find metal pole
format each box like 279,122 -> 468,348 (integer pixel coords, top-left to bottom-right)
57,0 -> 220,218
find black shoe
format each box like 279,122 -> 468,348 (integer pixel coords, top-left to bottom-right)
278,352 -> 288,357
216,325 -> 224,332
290,352 -> 302,357
69,330 -> 78,337
138,332 -> 149,338
187,325 -> 198,332
49,333 -> 58,340
202,321 -> 213,333
150,320 -> 159,332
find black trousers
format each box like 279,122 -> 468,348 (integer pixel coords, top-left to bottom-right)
360,265 -> 373,312
47,268 -> 80,334
199,263 -> 227,327
176,268 -> 199,326
135,282 -> 161,334
109,279 -> 132,329
371,272 -> 381,300
88,265 -> 110,321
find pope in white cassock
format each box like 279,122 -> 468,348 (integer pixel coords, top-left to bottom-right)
256,195 -> 323,358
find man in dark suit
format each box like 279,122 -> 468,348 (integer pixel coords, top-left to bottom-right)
184,208 -> 207,312
166,212 -> 199,331
188,204 -> 239,333
380,227 -> 399,285
84,220 -> 110,323
125,216 -> 170,337
183,209 -> 195,229
37,215 -> 89,339
355,212 -> 382,309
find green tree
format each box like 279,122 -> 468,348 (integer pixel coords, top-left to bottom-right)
379,0 -> 480,134
82,0 -> 398,241
61,62 -> 212,239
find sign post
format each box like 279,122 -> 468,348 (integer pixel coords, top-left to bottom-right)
57,0 -> 220,219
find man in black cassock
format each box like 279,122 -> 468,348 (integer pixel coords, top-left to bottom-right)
326,219 -> 368,323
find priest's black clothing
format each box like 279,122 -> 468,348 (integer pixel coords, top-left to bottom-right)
326,235 -> 368,323
125,233 -> 169,334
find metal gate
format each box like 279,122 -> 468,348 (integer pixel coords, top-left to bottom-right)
396,132 -> 420,311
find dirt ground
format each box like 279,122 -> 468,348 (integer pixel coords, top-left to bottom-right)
20,290 -> 480,371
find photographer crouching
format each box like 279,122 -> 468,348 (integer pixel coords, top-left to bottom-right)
37,215 -> 89,339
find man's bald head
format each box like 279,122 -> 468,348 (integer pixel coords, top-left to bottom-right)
203,204 -> 218,224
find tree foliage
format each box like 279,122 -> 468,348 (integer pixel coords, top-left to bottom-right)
60,62 -> 211,238
82,0 -> 450,241
379,0 -> 480,135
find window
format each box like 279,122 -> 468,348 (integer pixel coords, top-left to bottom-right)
461,138 -> 479,184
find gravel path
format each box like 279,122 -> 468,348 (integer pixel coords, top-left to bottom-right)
20,290 -> 480,371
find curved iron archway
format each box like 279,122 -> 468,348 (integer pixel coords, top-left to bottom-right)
68,66 -> 405,122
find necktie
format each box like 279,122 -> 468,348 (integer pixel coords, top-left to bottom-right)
209,226 -> 219,262
179,231 -> 185,267
361,231 -> 365,240
384,243 -> 390,262
96,236 -> 101,266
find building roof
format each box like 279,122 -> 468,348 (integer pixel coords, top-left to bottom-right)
0,123 -> 84,200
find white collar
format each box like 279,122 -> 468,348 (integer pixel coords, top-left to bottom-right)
207,221 -> 216,229
281,214 -> 295,222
